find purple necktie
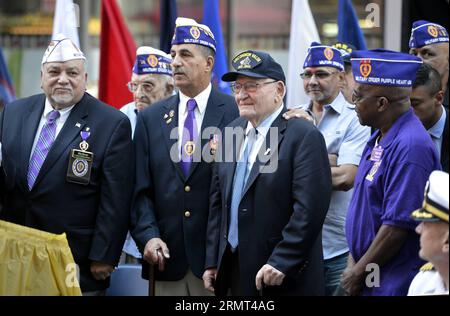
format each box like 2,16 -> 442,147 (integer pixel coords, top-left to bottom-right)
27,110 -> 60,190
180,99 -> 198,177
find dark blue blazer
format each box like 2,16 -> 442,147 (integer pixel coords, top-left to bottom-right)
0,93 -> 133,292
131,89 -> 238,281
206,108 -> 332,296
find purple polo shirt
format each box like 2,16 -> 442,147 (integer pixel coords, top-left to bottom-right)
345,108 -> 441,296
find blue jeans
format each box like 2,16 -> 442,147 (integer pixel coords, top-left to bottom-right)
324,252 -> 349,296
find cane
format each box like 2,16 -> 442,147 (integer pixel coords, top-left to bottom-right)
148,263 -> 156,296
148,249 -> 164,296
258,281 -> 265,296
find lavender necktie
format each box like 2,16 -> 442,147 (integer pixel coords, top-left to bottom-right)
180,99 -> 198,177
27,110 -> 60,190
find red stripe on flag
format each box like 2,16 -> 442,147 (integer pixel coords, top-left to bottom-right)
98,0 -> 136,109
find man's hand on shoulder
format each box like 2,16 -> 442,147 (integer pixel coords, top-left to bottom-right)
283,108 -> 315,124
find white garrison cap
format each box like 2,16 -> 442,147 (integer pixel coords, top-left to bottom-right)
41,33 -> 86,64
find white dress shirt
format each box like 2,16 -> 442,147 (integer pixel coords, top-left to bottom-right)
177,83 -> 212,154
30,99 -> 75,160
120,102 -> 138,137
240,104 -> 284,174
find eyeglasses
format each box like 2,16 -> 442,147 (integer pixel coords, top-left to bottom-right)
300,71 -> 338,80
351,92 -> 385,104
352,92 -> 369,104
231,80 -> 278,93
127,81 -> 154,93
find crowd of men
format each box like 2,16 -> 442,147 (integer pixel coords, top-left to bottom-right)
0,17 -> 448,296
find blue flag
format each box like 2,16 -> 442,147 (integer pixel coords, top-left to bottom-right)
337,0 -> 367,50
202,0 -> 231,94
159,0 -> 177,54
0,46 -> 16,106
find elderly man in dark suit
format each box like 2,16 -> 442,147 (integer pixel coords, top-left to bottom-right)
0,34 -> 133,295
203,50 -> 332,296
130,17 -> 239,295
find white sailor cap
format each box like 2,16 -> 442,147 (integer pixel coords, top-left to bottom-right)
411,171 -> 449,222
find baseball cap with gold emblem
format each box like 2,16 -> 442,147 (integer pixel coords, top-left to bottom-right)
411,170 -> 449,223
332,42 -> 356,65
41,33 -> 86,64
221,50 -> 286,83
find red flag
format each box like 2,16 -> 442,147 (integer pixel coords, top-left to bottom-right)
99,0 -> 136,109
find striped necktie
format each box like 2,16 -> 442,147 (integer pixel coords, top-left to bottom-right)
27,110 -> 60,190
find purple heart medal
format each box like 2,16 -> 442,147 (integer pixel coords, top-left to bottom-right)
67,127 -> 94,185
80,129 -> 90,151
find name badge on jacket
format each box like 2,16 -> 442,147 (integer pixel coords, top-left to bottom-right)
67,129 -> 94,185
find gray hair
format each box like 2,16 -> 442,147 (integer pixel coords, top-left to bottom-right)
197,45 -> 216,60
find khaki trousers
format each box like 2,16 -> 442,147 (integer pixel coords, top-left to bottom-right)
155,269 -> 214,296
